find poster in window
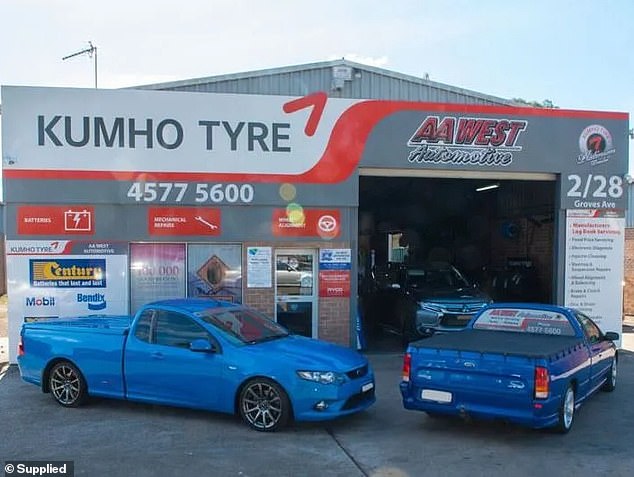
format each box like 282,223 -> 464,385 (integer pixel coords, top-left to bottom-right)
187,244 -> 242,303
130,243 -> 186,312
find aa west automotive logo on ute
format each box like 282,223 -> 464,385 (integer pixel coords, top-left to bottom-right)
29,259 -> 106,288
407,115 -> 528,167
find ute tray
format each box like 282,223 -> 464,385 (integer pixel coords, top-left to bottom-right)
410,329 -> 583,359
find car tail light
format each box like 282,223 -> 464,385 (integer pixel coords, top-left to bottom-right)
402,353 -> 411,382
18,337 -> 25,357
534,366 -> 549,399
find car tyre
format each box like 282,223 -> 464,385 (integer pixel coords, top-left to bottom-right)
602,359 -> 617,392
239,378 -> 291,432
49,361 -> 88,408
555,384 -> 575,434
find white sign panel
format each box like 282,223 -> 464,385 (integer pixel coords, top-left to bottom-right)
564,210 -> 624,341
1,86 -> 354,177
319,248 -> 352,270
6,240 -> 129,363
247,247 -> 272,288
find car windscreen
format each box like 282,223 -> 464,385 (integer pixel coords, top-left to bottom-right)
407,267 -> 470,289
196,307 -> 289,344
473,308 -> 576,336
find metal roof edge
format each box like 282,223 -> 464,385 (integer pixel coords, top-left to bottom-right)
129,58 -> 512,104
129,59 -> 346,90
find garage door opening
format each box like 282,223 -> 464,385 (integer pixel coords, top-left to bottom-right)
358,176 -> 556,351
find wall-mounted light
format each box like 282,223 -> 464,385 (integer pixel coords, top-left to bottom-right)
476,183 -> 500,192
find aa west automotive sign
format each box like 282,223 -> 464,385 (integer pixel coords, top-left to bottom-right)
2,86 -> 628,209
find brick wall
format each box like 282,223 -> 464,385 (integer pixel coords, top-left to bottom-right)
318,297 -> 350,345
623,229 -> 634,314
242,241 -> 352,347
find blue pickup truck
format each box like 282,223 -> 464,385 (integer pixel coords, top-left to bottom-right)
400,303 -> 619,433
17,298 -> 375,431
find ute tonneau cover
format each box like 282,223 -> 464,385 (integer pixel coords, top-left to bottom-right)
410,329 -> 583,358
23,316 -> 132,333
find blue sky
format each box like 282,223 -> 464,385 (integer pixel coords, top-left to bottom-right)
1,0 -> 632,169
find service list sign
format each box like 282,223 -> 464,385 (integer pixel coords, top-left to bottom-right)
564,210 -> 624,340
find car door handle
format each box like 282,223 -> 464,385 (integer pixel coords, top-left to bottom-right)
151,352 -> 164,360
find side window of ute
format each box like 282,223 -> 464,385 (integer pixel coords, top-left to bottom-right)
576,313 -> 601,344
134,310 -> 154,343
154,311 -> 209,348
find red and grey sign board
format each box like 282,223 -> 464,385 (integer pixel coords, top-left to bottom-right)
318,270 -> 351,297
272,209 -> 340,238
17,206 -> 95,235
148,207 -> 221,236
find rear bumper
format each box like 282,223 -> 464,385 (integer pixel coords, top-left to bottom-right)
17,356 -> 43,389
400,382 -> 560,429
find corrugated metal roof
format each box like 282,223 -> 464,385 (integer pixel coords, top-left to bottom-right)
133,59 -> 512,105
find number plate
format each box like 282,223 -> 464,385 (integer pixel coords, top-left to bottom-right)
362,382 -> 374,393
421,389 -> 452,403
456,314 -> 472,321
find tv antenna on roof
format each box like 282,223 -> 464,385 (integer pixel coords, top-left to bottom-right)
63,41 -> 98,88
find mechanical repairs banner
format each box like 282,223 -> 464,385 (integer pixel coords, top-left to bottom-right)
564,210 -> 624,341
129,243 -> 186,312
6,240 -> 129,363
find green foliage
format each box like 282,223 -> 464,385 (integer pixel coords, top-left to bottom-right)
512,98 -> 558,108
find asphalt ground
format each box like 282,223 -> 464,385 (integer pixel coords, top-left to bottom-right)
1,341 -> 634,477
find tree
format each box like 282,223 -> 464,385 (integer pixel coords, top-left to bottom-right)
511,98 -> 559,108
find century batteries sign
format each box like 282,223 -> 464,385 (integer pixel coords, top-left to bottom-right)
6,240 -> 129,363
29,258 -> 106,287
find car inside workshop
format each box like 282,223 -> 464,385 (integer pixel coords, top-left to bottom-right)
358,175 -> 557,350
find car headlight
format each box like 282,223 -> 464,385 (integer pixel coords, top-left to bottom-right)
419,302 -> 443,312
297,371 -> 345,385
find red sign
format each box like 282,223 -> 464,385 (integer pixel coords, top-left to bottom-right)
18,206 -> 95,235
272,209 -> 340,238
148,207 -> 221,236
319,270 -> 351,297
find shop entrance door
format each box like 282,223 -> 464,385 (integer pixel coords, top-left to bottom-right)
274,249 -> 318,338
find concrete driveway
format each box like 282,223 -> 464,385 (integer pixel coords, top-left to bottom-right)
1,340 -> 633,477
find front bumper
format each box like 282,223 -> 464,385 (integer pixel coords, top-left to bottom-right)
415,308 -> 483,335
291,370 -> 376,421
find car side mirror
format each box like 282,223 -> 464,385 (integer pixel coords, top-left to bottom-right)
190,338 -> 216,353
603,331 -> 620,342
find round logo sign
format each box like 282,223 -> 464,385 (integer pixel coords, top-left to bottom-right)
578,124 -> 614,165
317,214 -> 337,233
